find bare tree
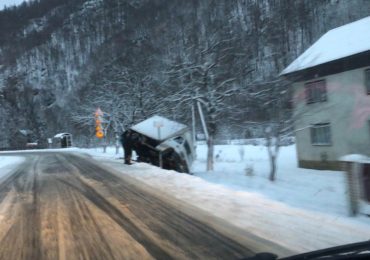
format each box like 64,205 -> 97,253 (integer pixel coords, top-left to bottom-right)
71,85 -> 130,153
165,37 -> 251,171
72,56 -> 168,153
243,78 -> 292,181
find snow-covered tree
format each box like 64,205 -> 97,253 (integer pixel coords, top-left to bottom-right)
165,37 -> 251,171
243,78 -> 292,181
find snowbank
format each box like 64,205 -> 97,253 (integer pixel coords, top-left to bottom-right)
0,156 -> 25,180
78,144 -> 370,254
91,158 -> 370,254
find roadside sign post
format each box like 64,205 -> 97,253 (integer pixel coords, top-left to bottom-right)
95,108 -> 107,152
95,108 -> 104,139
115,132 -> 120,155
47,138 -> 52,149
154,121 -> 164,168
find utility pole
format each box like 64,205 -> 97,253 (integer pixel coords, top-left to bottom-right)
191,102 -> 197,145
197,101 -> 209,141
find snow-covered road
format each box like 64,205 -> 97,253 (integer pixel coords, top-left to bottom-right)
0,151 -> 268,259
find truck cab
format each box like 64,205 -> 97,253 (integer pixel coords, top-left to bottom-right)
129,115 -> 196,173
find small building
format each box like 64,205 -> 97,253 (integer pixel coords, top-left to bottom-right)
53,133 -> 73,148
280,16 -> 370,170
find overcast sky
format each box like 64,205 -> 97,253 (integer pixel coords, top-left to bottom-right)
1,0 -> 28,10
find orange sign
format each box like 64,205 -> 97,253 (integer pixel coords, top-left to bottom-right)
96,130 -> 104,139
95,107 -> 104,139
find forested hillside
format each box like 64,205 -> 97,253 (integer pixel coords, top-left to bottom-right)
0,0 -> 369,148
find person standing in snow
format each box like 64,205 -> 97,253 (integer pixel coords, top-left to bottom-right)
120,130 -> 133,165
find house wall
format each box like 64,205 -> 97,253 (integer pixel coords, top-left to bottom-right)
293,66 -> 370,170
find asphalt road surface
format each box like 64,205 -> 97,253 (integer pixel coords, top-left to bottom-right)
0,152 -> 265,260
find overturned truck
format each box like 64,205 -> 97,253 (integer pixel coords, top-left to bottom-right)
130,115 -> 195,173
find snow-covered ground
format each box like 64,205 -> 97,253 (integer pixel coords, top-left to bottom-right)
0,147 -> 78,180
0,156 -> 25,180
194,145 -> 349,216
81,144 -> 350,215
0,147 -> 80,154
79,144 -> 370,254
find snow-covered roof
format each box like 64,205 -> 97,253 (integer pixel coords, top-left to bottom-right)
281,16 -> 370,75
131,115 -> 188,141
19,129 -> 31,136
54,133 -> 71,138
339,154 -> 370,163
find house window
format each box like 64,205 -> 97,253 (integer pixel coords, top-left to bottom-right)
365,69 -> 370,94
305,80 -> 327,104
311,123 -> 331,145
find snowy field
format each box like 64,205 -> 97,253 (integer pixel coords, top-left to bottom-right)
79,144 -> 370,254
194,145 -> 349,216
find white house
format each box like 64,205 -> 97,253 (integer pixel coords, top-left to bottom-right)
281,16 -> 370,170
